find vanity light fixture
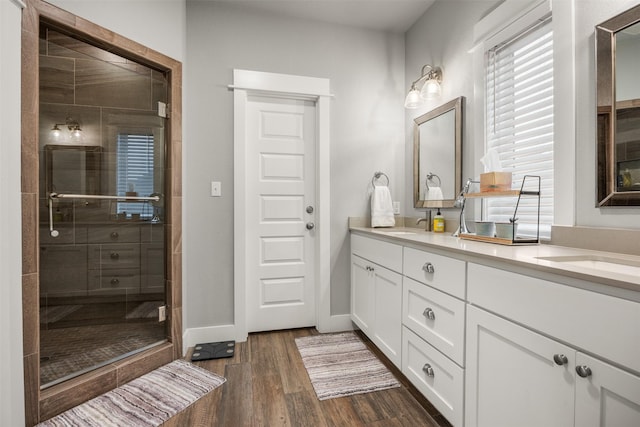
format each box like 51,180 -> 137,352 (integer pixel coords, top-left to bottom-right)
50,118 -> 83,141
404,64 -> 442,109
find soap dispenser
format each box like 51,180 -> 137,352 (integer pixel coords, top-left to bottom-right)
433,209 -> 445,233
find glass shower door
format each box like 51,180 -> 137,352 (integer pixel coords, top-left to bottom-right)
38,23 -> 168,388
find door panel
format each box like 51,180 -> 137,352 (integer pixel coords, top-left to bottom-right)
246,96 -> 316,332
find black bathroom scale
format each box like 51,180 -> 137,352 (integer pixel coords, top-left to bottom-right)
191,341 -> 235,361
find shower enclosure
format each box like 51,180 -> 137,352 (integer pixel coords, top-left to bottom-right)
38,22 -> 168,388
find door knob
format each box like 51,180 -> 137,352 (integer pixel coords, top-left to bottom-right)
422,262 -> 435,273
576,365 -> 592,378
553,354 -> 568,366
423,307 -> 436,320
422,363 -> 435,377
306,222 -> 315,230
306,206 -> 314,214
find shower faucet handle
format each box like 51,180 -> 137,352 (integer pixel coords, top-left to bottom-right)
110,231 -> 119,240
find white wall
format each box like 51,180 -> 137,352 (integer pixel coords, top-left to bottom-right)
404,1 -> 498,224
406,0 -> 640,232
184,1 -> 405,333
1,1 -> 26,424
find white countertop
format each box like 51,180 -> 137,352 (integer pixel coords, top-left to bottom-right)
350,226 -> 640,293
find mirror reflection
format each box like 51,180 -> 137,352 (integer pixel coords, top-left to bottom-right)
413,97 -> 463,208
596,5 -> 640,206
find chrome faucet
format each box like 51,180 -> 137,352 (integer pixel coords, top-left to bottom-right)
453,178 -> 473,236
416,210 -> 432,231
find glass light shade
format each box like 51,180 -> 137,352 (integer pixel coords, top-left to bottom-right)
50,125 -> 61,140
404,88 -> 423,109
420,79 -> 441,100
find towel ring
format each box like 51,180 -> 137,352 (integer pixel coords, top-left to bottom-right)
426,172 -> 441,190
372,171 -> 390,187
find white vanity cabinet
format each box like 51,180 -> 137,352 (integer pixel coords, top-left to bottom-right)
465,263 -> 640,427
350,234 -> 403,367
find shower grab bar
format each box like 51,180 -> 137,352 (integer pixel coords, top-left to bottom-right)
49,192 -> 160,202
47,192 -> 161,238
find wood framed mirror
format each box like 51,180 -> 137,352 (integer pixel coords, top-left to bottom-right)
413,96 -> 463,208
596,4 -> 640,206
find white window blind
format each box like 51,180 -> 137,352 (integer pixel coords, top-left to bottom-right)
485,17 -> 553,239
117,132 -> 155,218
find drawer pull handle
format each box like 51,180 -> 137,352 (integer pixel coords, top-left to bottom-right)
110,252 -> 120,260
365,265 -> 375,272
422,262 -> 435,274
576,365 -> 592,378
110,278 -> 120,286
423,307 -> 436,320
422,363 -> 435,377
553,354 -> 568,366
110,232 -> 119,240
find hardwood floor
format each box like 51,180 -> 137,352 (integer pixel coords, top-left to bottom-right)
169,328 -> 452,427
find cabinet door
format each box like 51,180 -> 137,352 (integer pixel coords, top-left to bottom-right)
372,263 -> 402,367
351,254 -> 373,334
575,352 -> 640,427
465,306 -> 575,427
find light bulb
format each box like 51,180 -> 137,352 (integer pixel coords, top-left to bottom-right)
404,88 -> 423,109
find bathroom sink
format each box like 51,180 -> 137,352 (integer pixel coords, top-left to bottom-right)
535,255 -> 640,276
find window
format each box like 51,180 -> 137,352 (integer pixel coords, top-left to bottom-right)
485,17 -> 554,239
116,132 -> 155,218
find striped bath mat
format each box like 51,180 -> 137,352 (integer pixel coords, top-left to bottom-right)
37,359 -> 226,426
295,331 -> 400,400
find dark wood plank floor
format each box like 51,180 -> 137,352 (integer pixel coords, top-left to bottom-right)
167,328 -> 453,427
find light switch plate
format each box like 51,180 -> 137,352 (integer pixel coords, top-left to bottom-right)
211,181 -> 221,197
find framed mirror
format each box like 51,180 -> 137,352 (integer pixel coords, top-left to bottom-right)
596,4 -> 640,206
413,96 -> 463,208
45,144 -> 102,197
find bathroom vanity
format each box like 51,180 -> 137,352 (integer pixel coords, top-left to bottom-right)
350,226 -> 640,427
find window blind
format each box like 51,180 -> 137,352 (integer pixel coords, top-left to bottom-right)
485,17 -> 553,239
117,132 -> 155,218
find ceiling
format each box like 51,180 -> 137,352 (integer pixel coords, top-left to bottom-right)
210,0 -> 438,33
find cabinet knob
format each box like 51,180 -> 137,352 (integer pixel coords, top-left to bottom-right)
576,365 -> 592,378
422,363 -> 435,377
553,354 -> 568,366
110,231 -> 119,240
110,252 -> 120,260
423,307 -> 436,320
422,262 -> 435,274
110,278 -> 120,286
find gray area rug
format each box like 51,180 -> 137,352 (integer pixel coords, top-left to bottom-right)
295,331 -> 400,400
37,359 -> 226,426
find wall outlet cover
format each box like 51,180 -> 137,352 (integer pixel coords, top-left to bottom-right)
393,201 -> 400,215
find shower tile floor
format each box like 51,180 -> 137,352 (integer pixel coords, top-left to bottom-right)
40,300 -> 166,387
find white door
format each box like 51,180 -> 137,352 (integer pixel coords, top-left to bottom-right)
245,95 -> 316,332
465,305 -> 575,427
575,352 -> 640,427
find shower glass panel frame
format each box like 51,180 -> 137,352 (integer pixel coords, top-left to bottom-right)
38,22 -> 168,389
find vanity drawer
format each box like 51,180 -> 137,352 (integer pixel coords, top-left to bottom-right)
88,244 -> 140,270
403,277 -> 465,366
403,247 -> 466,299
88,225 -> 140,243
468,263 -> 640,374
402,326 -> 464,427
88,269 -> 140,292
351,234 -> 402,273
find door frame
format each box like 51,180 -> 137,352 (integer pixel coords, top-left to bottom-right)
232,69 -> 331,341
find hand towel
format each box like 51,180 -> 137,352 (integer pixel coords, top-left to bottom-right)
371,186 -> 395,228
425,186 -> 444,201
